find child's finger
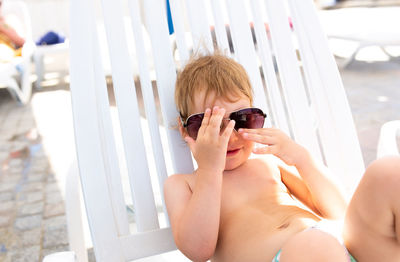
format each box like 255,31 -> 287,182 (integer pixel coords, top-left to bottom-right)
198,108 -> 211,137
242,132 -> 275,145
238,128 -> 274,136
221,120 -> 235,141
208,107 -> 225,136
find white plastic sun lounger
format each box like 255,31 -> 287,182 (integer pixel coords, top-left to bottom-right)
0,0 -> 34,104
318,7 -> 400,67
44,0 -> 398,261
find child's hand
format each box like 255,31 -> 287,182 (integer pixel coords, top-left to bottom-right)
239,127 -> 307,166
184,106 -> 235,174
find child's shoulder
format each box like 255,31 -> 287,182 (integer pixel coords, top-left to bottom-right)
164,172 -> 196,192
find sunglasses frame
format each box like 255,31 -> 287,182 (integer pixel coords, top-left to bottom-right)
181,107 -> 267,139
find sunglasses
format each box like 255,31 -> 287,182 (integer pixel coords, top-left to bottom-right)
182,107 -> 267,140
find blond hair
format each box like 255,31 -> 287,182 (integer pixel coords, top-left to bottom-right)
175,53 -> 253,120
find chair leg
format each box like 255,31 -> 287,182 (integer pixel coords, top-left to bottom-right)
380,46 -> 400,61
20,58 -> 33,104
34,52 -> 44,90
7,58 -> 33,105
340,44 -> 362,68
5,77 -> 21,103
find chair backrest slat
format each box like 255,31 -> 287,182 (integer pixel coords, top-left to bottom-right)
185,0 -> 214,53
209,0 -> 231,54
264,0 -> 321,159
101,0 -> 159,232
69,0 -> 125,260
127,0 -> 171,220
288,0 -> 364,193
142,0 -> 194,175
92,23 -> 130,236
225,0 -> 270,124
288,0 -> 343,184
249,0 -> 290,134
170,0 -> 191,64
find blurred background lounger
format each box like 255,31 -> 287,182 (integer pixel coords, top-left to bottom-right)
319,6 -> 400,67
0,0 -> 34,104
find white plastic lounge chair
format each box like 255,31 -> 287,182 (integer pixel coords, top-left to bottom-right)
318,7 -> 400,67
377,120 -> 400,159
44,0 -> 398,261
0,0 -> 34,104
34,40 -> 69,89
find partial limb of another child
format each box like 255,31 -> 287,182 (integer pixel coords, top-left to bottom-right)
343,156 -> 400,262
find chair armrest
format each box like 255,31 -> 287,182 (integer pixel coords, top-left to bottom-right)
377,120 -> 400,158
42,251 -> 77,262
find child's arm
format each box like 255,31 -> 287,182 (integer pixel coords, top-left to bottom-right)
164,171 -> 222,261
239,128 -> 347,219
164,107 -> 235,261
278,152 -> 347,219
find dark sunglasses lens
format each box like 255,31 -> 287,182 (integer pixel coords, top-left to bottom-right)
232,108 -> 265,130
186,114 -> 203,139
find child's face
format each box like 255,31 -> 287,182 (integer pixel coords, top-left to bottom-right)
187,90 -> 254,171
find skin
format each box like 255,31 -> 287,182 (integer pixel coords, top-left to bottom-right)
343,156 -> 400,262
0,0 -> 25,48
164,90 -> 349,262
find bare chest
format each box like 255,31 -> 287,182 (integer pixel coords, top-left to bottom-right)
212,162 -> 319,261
219,161 -> 285,217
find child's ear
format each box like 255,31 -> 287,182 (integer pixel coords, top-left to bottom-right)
177,117 -> 188,140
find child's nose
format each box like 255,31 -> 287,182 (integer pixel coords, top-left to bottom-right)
220,119 -> 239,142
220,119 -> 234,134
228,129 -> 239,144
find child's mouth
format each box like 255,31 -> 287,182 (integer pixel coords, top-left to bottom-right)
227,148 -> 240,156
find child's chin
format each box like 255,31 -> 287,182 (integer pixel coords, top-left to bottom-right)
224,149 -> 252,171
224,160 -> 245,171
224,166 -> 236,171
